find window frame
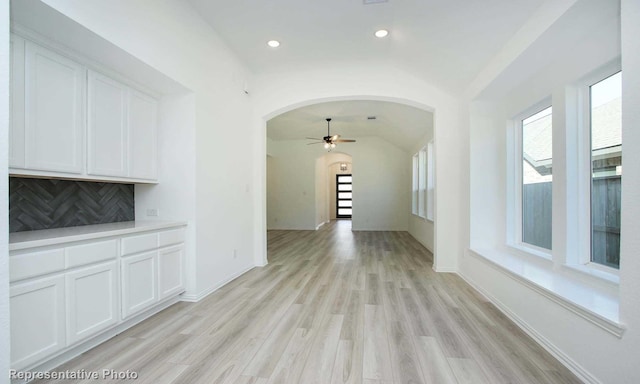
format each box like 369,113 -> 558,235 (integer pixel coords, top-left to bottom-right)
412,154 -> 419,215
412,146 -> 429,220
509,98 -> 553,258
426,140 -> 434,222
576,64 -> 622,273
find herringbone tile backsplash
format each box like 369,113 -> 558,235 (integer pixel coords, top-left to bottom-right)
9,177 -> 135,233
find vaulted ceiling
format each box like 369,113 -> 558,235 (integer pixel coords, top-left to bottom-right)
267,100 -> 433,152
188,0 -> 545,94
188,0 -> 546,150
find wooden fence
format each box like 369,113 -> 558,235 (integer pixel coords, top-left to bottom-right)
522,176 -> 620,268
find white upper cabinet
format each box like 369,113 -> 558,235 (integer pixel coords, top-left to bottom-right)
24,41 -> 84,174
9,34 -> 159,183
10,34 -> 26,168
128,90 -> 158,180
87,70 -> 128,177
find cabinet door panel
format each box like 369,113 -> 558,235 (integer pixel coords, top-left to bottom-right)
10,275 -> 66,370
128,90 -> 157,180
158,244 -> 185,300
10,34 -> 26,168
25,42 -> 84,173
121,251 -> 158,319
66,262 -> 118,345
87,71 -> 128,177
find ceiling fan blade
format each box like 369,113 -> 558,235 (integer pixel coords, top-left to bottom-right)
334,139 -> 356,143
306,142 -> 324,145
306,137 -> 322,140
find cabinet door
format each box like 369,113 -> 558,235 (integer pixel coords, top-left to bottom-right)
10,34 -> 26,168
128,90 -> 157,180
10,275 -> 66,370
66,261 -> 119,345
121,251 -> 158,319
24,41 -> 84,174
158,244 -> 185,300
87,71 -> 128,177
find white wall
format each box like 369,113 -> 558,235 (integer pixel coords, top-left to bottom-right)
253,65 -> 467,271
267,137 -> 409,231
39,0 -> 257,299
314,156 -> 327,228
463,1 -> 640,382
408,130 -> 435,253
135,93 -> 197,295
266,139 -> 316,230
0,0 -> 10,381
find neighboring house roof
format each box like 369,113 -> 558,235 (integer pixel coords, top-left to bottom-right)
523,97 -> 621,181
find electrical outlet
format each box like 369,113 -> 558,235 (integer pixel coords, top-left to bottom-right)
146,208 -> 159,217
233,249 -> 237,259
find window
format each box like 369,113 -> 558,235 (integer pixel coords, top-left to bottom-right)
427,140 -> 434,221
521,106 -> 553,250
337,174 -> 352,218
590,72 -> 622,269
418,147 -> 427,218
412,146 -> 429,219
412,154 -> 419,215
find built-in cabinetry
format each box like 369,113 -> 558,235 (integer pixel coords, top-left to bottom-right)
9,33 -> 158,183
9,223 -> 185,371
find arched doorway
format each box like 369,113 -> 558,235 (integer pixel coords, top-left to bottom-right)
262,98 -> 438,265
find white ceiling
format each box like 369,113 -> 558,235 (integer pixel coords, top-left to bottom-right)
267,100 -> 433,152
188,0 -> 545,151
188,0 -> 545,93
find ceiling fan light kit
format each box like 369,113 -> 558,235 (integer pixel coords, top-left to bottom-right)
308,118 -> 357,152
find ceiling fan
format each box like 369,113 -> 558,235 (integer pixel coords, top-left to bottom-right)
307,118 -> 356,151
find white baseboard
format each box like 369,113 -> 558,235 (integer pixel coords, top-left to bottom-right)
432,266 -> 457,273
457,271 -> 601,384
315,220 -> 330,230
180,264 -> 255,302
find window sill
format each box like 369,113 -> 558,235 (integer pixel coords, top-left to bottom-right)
563,263 -> 619,285
507,243 -> 553,262
468,247 -> 624,338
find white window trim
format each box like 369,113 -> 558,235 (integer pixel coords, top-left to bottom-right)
508,98 -> 553,257
426,140 -> 434,222
573,60 -> 621,275
411,153 -> 419,215
412,146 -> 429,220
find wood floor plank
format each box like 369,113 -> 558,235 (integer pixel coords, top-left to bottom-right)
32,221 -> 580,384
448,358 -> 491,384
298,314 -> 344,384
363,304 -> 394,381
243,304 -> 303,378
414,336 -> 458,384
266,328 -> 315,384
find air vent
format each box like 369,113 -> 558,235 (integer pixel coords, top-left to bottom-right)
367,116 -> 377,120
363,0 -> 388,4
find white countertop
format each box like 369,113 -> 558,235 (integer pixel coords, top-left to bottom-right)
9,220 -> 187,251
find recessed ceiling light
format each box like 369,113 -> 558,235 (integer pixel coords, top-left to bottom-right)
267,40 -> 280,48
374,29 -> 389,38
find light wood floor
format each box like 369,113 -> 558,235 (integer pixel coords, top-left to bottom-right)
35,220 -> 581,384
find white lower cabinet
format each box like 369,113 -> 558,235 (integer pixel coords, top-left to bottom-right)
121,251 -> 158,319
66,261 -> 119,345
9,225 -> 186,370
158,245 -> 185,300
10,275 -> 66,370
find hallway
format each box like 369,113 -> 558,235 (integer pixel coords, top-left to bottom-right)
37,222 -> 579,383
